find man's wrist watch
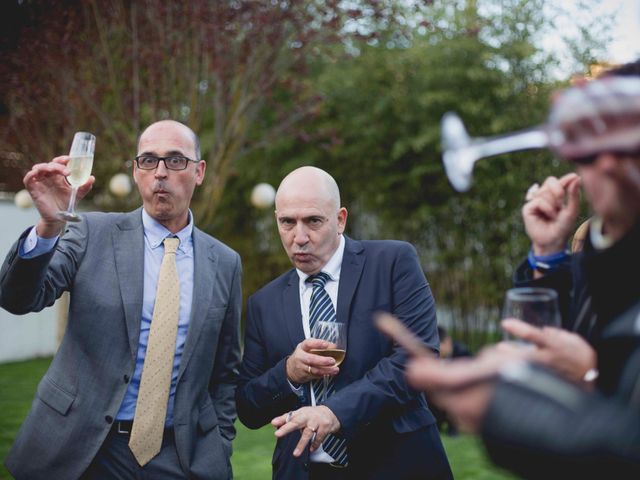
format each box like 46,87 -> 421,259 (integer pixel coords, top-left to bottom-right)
583,368 -> 599,383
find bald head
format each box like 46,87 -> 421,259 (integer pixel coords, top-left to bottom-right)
275,166 -> 341,212
274,166 -> 347,274
138,120 -> 201,160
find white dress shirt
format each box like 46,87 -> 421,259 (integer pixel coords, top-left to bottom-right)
293,234 -> 345,463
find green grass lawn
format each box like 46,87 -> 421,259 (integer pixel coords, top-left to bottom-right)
0,358 -> 515,479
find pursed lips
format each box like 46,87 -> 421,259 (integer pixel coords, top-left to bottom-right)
153,183 -> 171,195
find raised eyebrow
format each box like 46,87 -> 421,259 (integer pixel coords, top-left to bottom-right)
165,151 -> 188,157
137,150 -> 187,157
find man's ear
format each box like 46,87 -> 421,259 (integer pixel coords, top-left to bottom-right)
195,160 -> 206,186
337,207 -> 348,234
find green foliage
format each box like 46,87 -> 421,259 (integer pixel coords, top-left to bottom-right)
2,0 -> 610,347
216,0 -> 598,348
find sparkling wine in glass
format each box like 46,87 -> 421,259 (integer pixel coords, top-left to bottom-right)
502,287 -> 561,342
58,131 -> 95,222
310,321 -> 347,403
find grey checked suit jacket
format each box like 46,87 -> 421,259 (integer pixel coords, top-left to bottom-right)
0,209 -> 242,480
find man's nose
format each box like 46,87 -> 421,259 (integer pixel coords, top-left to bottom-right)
154,160 -> 169,177
293,224 -> 309,245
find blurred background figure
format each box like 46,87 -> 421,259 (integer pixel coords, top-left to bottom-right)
408,60 -> 640,479
438,326 -> 472,360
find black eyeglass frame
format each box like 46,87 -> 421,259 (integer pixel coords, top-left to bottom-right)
134,155 -> 200,171
565,149 -> 640,166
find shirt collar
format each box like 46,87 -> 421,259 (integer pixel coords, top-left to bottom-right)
142,208 -> 193,253
589,216 -> 616,250
297,235 -> 345,285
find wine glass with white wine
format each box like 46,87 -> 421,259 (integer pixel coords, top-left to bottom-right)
502,287 -> 561,343
310,321 -> 347,403
57,131 -> 96,222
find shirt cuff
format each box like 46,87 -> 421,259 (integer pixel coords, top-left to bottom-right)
19,226 -> 59,259
287,379 -> 304,397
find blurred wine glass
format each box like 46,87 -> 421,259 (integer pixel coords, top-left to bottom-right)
502,288 -> 561,342
442,77 -> 640,192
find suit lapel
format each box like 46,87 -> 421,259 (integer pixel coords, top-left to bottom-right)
283,270 -> 306,347
178,227 -> 218,380
113,209 -> 145,360
336,237 -> 365,326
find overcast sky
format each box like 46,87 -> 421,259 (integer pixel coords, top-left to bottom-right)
607,0 -> 640,63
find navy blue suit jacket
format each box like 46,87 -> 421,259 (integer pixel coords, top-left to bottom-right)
237,237 -> 441,479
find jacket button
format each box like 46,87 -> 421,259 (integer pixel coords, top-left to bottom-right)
105,415 -> 113,424
123,374 -> 130,383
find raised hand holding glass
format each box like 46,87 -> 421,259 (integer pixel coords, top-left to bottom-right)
58,131 -> 95,222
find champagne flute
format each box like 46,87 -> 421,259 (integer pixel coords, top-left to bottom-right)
310,321 -> 347,404
57,131 -> 96,222
501,287 -> 561,343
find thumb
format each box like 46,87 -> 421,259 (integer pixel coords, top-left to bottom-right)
76,176 -> 96,198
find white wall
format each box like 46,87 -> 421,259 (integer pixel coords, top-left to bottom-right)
0,199 -> 59,363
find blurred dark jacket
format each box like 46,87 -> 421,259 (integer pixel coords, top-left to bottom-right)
481,298 -> 640,479
513,222 -> 640,393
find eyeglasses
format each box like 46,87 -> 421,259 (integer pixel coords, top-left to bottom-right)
135,155 -> 199,171
566,150 -> 639,166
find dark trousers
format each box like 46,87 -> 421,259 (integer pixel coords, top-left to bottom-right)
310,424 -> 453,480
81,427 -> 185,480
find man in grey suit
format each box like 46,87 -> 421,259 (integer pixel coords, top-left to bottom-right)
0,120 -> 242,479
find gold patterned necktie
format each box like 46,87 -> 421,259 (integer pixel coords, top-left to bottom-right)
129,236 -> 181,466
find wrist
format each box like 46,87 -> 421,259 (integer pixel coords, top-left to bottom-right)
582,368 -> 599,391
527,248 -> 569,273
36,219 -> 65,239
531,242 -> 568,257
285,355 -> 301,386
319,405 -> 340,432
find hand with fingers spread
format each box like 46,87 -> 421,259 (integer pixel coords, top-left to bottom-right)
24,156 -> 95,237
502,318 -> 597,385
522,173 -> 581,256
285,338 -> 339,384
272,406 -> 341,457
406,347 -> 529,433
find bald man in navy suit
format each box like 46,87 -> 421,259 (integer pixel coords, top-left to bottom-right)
237,167 -> 452,479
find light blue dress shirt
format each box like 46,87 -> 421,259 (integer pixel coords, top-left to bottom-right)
20,209 -> 195,427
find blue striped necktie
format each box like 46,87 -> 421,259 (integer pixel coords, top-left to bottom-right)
307,272 -> 348,466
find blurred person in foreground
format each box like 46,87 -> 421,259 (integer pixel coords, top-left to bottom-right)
431,326 -> 471,436
0,120 -> 241,479
236,166 -> 452,479
438,326 -> 472,361
407,63 -> 640,478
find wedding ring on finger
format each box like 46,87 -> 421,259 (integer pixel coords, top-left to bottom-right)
310,429 -> 318,445
307,365 -> 312,374
525,182 -> 540,201
286,411 -> 293,423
